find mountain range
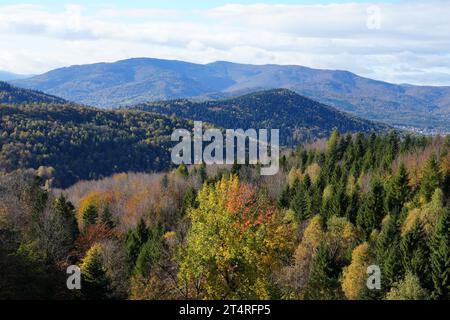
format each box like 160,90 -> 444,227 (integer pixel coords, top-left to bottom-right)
10,58 -> 450,131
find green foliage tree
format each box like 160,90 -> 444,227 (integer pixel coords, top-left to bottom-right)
420,153 -> 442,202
80,244 -> 110,299
385,163 -> 410,216
82,204 -> 98,226
356,180 -> 384,237
400,221 -> 430,288
429,207 -> 450,299
304,242 -> 342,300
125,218 -> 149,266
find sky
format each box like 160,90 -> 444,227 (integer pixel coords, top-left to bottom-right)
1,0 -> 450,85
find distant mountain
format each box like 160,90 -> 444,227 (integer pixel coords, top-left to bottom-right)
0,81 -> 67,104
0,103 -> 192,188
133,89 -> 388,145
11,58 -> 450,130
0,71 -> 32,81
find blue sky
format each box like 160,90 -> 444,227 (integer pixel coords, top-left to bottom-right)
0,1 -> 449,85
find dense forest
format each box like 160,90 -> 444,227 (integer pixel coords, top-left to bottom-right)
134,89 -> 388,145
1,130 -> 448,300
0,103 -> 193,187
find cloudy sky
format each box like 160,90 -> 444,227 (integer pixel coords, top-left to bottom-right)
1,0 -> 449,85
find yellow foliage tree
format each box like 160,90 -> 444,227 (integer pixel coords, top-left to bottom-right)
341,242 -> 372,300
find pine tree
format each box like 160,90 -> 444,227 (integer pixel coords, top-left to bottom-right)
80,244 -> 110,299
420,153 -> 442,202
82,204 -> 98,226
429,207 -> 450,299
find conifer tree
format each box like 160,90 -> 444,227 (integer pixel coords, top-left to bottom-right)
429,207 -> 450,299
54,194 -> 79,242
304,242 -> 341,300
385,163 -> 410,216
356,180 -> 384,237
100,206 -> 115,229
420,153 -> 442,202
400,221 -> 430,287
80,244 -> 110,299
126,218 -> 149,266
82,204 -> 98,226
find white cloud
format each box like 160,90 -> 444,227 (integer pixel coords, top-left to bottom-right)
0,1 -> 449,85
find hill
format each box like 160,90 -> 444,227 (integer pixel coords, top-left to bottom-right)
0,103 -> 192,188
133,89 -> 388,145
0,81 -> 67,104
11,58 -> 450,130
0,71 -> 32,81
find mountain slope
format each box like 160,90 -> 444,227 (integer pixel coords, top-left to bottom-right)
0,103 -> 192,188
0,81 -> 67,104
134,89 -> 388,145
0,71 -> 32,81
11,58 -> 450,130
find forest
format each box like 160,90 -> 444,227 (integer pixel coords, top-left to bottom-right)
0,103 -> 193,187
1,130 -> 448,300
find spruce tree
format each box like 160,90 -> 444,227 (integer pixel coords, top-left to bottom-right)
80,244 -> 110,299
400,221 -> 430,288
82,204 -> 98,226
356,180 -> 384,237
420,153 -> 442,202
100,206 -> 115,229
385,163 -> 410,216
429,207 -> 450,299
54,194 -> 79,242
304,242 -> 341,300
125,218 -> 149,266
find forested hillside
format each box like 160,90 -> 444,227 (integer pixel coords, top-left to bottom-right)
1,131 -> 448,299
0,81 -> 67,104
0,103 -> 192,187
134,89 -> 387,145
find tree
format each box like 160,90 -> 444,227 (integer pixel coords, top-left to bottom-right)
82,204 -> 98,226
125,218 -> 149,266
54,194 -> 79,243
80,244 -> 110,299
134,228 -> 163,277
100,206 -> 115,229
385,163 -> 410,216
386,272 -> 430,300
429,207 -> 450,299
341,242 -> 372,300
400,221 -> 430,288
304,242 -> 341,300
177,175 -> 294,299
181,187 -> 197,216
420,153 -> 442,202
376,216 -> 403,290
356,180 -> 384,237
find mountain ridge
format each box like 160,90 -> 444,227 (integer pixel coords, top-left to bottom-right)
133,88 -> 388,146
10,57 -> 450,130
